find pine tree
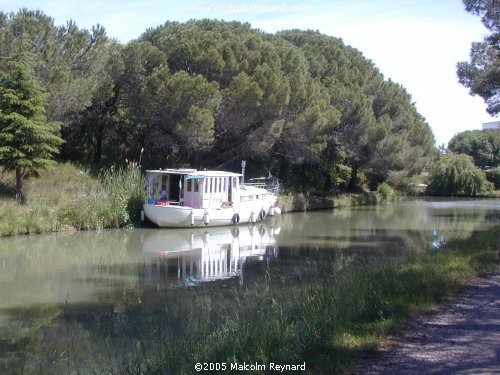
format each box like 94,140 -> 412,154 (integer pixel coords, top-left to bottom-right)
0,56 -> 64,203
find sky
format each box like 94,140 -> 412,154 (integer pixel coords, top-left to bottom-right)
1,0 -> 497,146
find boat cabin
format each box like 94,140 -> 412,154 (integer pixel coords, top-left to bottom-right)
146,169 -> 242,210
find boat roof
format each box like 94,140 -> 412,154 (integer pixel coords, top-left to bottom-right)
146,168 -> 197,175
146,169 -> 241,177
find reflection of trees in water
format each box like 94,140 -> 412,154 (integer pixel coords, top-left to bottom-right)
0,230 -> 144,309
276,201 -> 495,253
0,305 -> 63,372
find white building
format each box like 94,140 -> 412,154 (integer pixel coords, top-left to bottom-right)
482,121 -> 500,130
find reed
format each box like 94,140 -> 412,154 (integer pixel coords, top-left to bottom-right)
0,162 -> 145,236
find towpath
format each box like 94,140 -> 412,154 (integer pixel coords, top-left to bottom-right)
351,272 -> 500,374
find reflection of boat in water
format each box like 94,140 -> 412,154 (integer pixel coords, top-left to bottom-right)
141,224 -> 280,286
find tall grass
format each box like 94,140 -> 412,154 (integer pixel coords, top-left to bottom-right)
125,225 -> 499,374
0,162 -> 145,236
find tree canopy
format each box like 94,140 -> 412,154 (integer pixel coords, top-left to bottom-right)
426,153 -> 492,196
0,56 -> 64,203
457,0 -> 500,115
0,12 -> 437,194
448,129 -> 499,168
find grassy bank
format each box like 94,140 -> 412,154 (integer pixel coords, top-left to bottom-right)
277,184 -> 398,212
277,188 -> 500,213
0,163 -> 144,236
126,225 -> 499,374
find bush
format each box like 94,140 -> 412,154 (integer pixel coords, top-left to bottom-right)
485,167 -> 500,189
376,182 -> 395,201
426,153 -> 493,196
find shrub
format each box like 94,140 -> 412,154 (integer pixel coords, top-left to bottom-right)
426,153 -> 493,196
376,182 -> 395,201
485,167 -> 500,189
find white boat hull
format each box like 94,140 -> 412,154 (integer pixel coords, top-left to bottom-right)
144,198 -> 277,228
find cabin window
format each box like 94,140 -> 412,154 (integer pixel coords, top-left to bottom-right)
232,177 -> 237,189
194,179 -> 200,192
161,176 -> 167,192
187,179 -> 192,192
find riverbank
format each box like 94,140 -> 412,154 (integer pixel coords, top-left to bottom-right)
129,225 -> 499,374
1,163 -> 498,237
0,163 -> 398,237
277,190 -> 396,213
0,163 -> 144,236
277,189 -> 500,213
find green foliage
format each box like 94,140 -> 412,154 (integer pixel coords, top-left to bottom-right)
457,0 -> 499,115
427,153 -> 493,196
485,166 -> 500,189
0,12 -> 437,196
0,56 -> 64,202
0,163 -> 145,236
376,182 -> 395,201
279,30 -> 435,189
448,129 -> 499,168
0,9 -> 111,121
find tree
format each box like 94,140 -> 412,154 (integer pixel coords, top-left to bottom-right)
457,0 -> 500,115
0,57 -> 64,203
279,30 -> 435,191
0,10 -> 111,122
426,153 -> 492,196
448,129 -> 499,167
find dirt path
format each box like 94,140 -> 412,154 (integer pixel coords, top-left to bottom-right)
352,272 -> 500,374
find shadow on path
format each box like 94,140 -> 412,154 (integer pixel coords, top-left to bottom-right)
352,273 -> 500,374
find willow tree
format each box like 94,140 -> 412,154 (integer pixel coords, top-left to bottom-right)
0,57 -> 64,203
426,153 -> 492,196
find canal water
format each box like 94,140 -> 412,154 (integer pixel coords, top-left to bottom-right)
0,199 -> 498,373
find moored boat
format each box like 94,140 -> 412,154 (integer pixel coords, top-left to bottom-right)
142,168 -> 280,227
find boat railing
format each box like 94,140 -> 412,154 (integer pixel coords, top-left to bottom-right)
244,177 -> 280,195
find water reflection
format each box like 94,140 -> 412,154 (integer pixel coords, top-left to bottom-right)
141,224 -> 279,286
275,199 -> 499,252
0,199 -> 498,373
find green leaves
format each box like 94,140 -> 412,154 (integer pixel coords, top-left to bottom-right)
448,129 -> 499,168
0,56 -> 64,202
0,14 -> 437,195
457,0 -> 499,115
427,153 -> 493,196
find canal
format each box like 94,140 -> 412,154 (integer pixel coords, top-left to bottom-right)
0,199 -> 499,373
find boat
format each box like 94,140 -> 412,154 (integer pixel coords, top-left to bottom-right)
142,168 -> 281,227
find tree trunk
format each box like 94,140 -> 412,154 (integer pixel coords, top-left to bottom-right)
94,124 -> 103,165
16,167 -> 26,204
278,157 -> 290,185
302,163 -> 306,194
348,166 -> 359,192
